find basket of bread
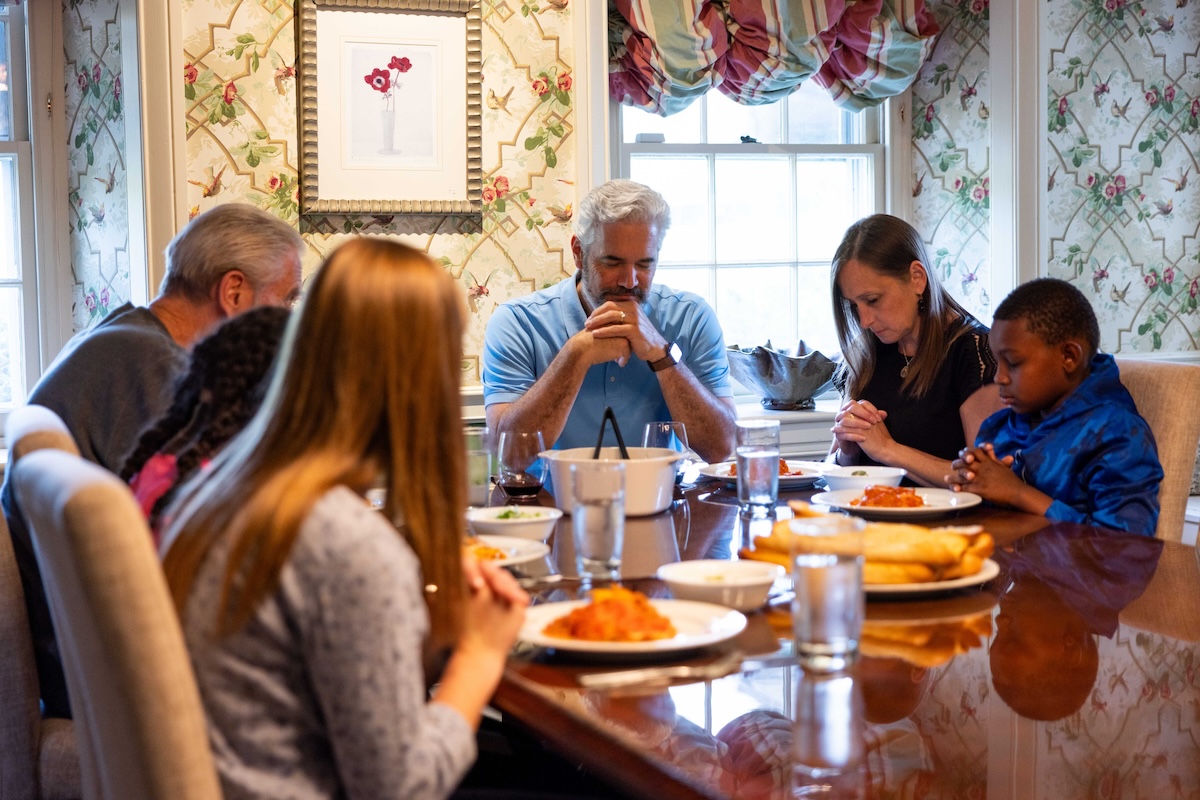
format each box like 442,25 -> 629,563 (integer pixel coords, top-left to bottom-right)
739,501 -> 995,586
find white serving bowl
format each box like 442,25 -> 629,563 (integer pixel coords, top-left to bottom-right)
820,465 -> 907,493
466,505 -> 563,541
657,559 -> 784,612
541,446 -> 683,517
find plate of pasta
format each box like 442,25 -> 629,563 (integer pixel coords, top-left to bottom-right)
699,459 -> 824,489
811,488 -> 982,519
520,587 -> 747,654
464,535 -> 550,567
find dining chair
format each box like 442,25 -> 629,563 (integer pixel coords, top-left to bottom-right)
1,405 -> 82,800
0,507 -> 80,800
13,448 -> 222,800
1117,358 -> 1200,542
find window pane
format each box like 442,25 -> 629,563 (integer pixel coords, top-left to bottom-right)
796,265 -> 839,358
0,287 -> 24,408
630,155 -> 712,265
0,20 -> 11,141
706,91 -> 782,144
0,154 -> 17,279
714,156 -> 791,264
786,81 -> 860,144
716,266 -> 792,351
655,267 -> 712,307
795,157 -> 874,263
621,102 -> 703,144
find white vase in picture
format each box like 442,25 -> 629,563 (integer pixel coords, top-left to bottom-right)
380,108 -> 397,154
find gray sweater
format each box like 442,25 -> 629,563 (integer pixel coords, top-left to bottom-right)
181,486 -> 475,800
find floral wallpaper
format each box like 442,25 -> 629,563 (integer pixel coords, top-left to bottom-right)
180,0 -> 579,386
912,0 -> 992,322
1046,0 -> 1200,353
64,0 -> 132,333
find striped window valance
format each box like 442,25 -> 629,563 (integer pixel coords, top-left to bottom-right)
609,0 -> 939,116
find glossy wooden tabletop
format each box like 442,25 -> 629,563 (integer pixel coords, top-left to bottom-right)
488,480 -> 1200,800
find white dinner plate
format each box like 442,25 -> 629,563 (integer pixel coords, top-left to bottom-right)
865,558 -> 1000,596
699,460 -> 825,489
467,535 -> 550,567
810,488 -> 982,519
520,598 -> 748,654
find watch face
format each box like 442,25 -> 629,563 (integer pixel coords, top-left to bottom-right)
668,342 -> 682,361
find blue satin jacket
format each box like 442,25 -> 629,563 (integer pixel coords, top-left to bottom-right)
976,354 -> 1163,536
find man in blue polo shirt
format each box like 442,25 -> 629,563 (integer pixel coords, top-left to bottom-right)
482,179 -> 736,462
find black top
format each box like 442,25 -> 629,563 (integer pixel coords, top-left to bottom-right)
849,319 -> 996,466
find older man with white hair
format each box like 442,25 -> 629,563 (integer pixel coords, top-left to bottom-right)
483,179 -> 736,462
2,202 -> 303,718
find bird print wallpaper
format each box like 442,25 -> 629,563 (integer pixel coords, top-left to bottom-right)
64,0 -> 133,332
177,0 -> 578,385
912,0 -> 993,323
60,0 -> 1200,364
1045,0 -> 1200,353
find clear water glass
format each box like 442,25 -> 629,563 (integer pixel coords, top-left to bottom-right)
464,425 -> 492,507
735,419 -> 780,516
570,461 -> 625,581
790,515 -> 865,673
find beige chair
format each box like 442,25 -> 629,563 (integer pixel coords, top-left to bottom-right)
1,405 -> 81,800
13,449 -> 221,800
0,510 -> 80,800
1117,358 -> 1200,542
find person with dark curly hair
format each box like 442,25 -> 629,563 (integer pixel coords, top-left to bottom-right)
947,278 -> 1162,535
120,306 -> 291,543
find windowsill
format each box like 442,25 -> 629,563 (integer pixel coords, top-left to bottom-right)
734,397 -> 839,423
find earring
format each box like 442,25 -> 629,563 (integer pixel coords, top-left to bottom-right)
918,295 -> 926,314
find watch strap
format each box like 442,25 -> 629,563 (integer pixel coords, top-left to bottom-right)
648,342 -> 680,372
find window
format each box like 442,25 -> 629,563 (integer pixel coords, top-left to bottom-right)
615,82 -> 886,361
0,4 -> 37,418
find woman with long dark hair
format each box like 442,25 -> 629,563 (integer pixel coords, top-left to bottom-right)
829,214 -> 1003,485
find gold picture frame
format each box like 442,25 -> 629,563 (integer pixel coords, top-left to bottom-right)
296,0 -> 482,215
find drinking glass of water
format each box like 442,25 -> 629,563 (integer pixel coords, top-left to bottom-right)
641,421 -> 693,485
497,430 -> 548,500
735,419 -> 780,516
570,461 -> 625,581
789,515 -> 866,673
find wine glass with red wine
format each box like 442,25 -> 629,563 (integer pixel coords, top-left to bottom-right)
497,431 -> 548,499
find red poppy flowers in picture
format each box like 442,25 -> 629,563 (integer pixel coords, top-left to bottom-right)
364,55 -> 413,111
364,54 -> 413,154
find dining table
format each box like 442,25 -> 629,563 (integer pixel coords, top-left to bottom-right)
484,472 -> 1200,800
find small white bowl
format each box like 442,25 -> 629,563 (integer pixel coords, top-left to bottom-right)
820,466 -> 906,493
466,506 -> 563,541
657,559 -> 784,612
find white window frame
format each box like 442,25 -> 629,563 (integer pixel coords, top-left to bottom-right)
609,89 -> 905,396
0,2 -> 71,444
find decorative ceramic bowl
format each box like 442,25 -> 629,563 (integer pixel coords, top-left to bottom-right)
657,559 -> 784,611
465,505 -> 563,541
540,446 -> 682,516
820,466 -> 906,493
726,345 -> 836,410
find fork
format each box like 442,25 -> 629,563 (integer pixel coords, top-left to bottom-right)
577,649 -> 745,690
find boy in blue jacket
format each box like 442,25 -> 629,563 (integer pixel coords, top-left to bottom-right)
946,279 -> 1162,535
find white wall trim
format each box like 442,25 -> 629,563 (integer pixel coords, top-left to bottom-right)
131,0 -> 188,299
573,0 -> 610,193
27,0 -> 72,367
990,0 -> 1043,304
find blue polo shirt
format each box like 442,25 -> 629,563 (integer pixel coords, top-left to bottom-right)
482,275 -> 732,450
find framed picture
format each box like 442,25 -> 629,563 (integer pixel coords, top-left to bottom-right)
296,0 -> 482,215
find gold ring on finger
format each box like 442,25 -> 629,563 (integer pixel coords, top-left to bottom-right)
620,311 -> 627,322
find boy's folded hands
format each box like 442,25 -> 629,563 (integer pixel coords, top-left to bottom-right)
947,443 -> 1054,516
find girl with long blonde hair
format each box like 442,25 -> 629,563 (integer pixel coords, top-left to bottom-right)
162,237 -> 527,799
